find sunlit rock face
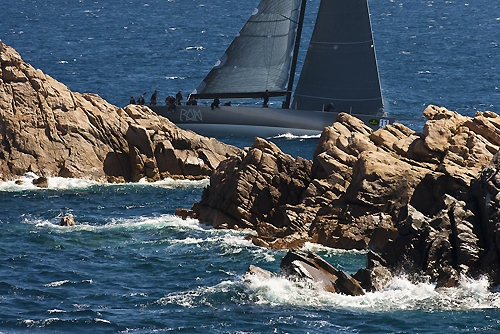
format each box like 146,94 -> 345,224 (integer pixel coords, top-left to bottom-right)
193,106 -> 500,288
0,40 -> 241,182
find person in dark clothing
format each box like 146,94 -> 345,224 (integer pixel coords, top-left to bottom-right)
138,94 -> 145,105
130,96 -> 136,105
325,103 -> 335,112
176,90 -> 183,105
166,95 -> 176,111
263,90 -> 270,108
186,96 -> 198,105
211,97 -> 220,110
150,90 -> 158,106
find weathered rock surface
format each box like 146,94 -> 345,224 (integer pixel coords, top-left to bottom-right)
192,137 -> 313,237
60,216 -> 75,226
247,249 -> 365,296
193,104 -> 500,288
0,40 -> 241,181
368,151 -> 500,289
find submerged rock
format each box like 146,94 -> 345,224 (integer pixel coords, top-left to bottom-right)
32,176 -> 48,188
247,249 -> 366,296
175,208 -> 197,220
0,40 -> 241,181
59,216 -> 75,226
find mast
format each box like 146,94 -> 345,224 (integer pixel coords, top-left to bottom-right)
284,0 -> 307,109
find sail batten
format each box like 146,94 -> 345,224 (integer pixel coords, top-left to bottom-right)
292,0 -> 383,114
191,0 -> 301,100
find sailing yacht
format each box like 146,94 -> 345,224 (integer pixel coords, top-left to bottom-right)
151,0 -> 392,137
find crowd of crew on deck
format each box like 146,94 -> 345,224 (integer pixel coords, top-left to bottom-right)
128,90 -> 336,112
129,90 -> 200,109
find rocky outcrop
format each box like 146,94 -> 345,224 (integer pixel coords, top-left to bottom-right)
247,249 -> 365,296
192,137 -> 313,240
367,151 -> 500,289
0,40 -> 241,181
60,216 -> 75,226
192,104 -> 500,288
194,106 -> 498,246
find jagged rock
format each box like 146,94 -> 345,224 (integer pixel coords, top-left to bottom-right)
309,208 -> 395,251
191,104 -> 500,276
379,193 -> 486,288
279,249 -> 365,296
353,251 -> 393,292
175,208 -> 197,220
0,40 -> 241,181
246,265 -> 276,280
59,216 -> 75,226
346,150 -> 429,216
192,137 -> 312,231
469,151 -> 500,285
32,176 -> 48,188
259,231 -> 311,250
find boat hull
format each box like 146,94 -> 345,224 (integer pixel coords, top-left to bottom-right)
150,105 -> 393,137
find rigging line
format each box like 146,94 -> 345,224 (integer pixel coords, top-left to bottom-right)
278,13 -> 299,25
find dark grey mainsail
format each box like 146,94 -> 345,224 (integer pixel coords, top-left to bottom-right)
291,0 -> 383,114
191,0 -> 301,99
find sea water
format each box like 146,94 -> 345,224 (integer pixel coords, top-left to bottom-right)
1,0 -> 500,332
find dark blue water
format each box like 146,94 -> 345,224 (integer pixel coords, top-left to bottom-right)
2,0 -> 500,332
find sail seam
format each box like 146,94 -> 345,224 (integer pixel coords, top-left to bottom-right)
293,94 -> 382,101
310,40 -> 373,45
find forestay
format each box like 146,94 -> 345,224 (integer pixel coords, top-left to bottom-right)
292,0 -> 383,114
191,0 -> 301,99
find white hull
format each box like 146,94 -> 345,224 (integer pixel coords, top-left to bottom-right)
177,123 -> 323,138
150,105 -> 397,138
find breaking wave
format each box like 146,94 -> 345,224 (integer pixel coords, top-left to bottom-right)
162,271 -> 500,312
268,132 -> 321,140
0,173 -> 208,192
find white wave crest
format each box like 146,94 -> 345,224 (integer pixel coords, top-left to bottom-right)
47,309 -> 66,314
94,318 -> 111,324
301,242 -> 368,256
34,214 -> 208,234
137,177 -> 208,188
267,132 -> 321,140
0,173 -> 208,192
44,280 -> 70,287
243,273 -> 500,311
0,173 -> 100,191
162,272 -> 500,311
44,279 -> 93,287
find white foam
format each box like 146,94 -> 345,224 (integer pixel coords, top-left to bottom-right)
0,174 -> 208,192
241,273 -> 500,311
0,173 -> 100,191
44,279 -> 93,288
94,318 -> 111,324
167,228 -> 253,252
301,242 -> 368,256
267,132 -> 321,140
44,280 -> 70,287
137,177 -> 209,188
34,214 -> 208,234
164,271 -> 500,311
